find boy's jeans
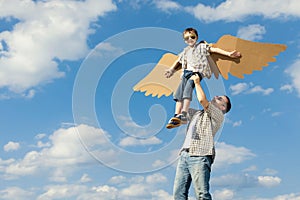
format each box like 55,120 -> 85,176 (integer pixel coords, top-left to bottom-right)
173,151 -> 213,200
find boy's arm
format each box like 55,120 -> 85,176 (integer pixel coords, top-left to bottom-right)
165,56 -> 181,78
209,47 -> 241,58
190,74 -> 209,110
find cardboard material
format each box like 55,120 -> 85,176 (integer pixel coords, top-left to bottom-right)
133,35 -> 287,98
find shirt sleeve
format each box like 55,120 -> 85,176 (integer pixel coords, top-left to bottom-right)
177,50 -> 184,64
197,43 -> 210,56
206,102 -> 224,125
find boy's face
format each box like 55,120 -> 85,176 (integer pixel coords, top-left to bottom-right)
183,31 -> 197,47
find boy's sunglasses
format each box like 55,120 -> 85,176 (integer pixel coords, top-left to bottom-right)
184,35 -> 196,41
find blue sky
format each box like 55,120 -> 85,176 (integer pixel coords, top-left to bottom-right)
0,0 -> 300,199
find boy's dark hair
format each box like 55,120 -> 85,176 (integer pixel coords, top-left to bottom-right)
183,27 -> 198,38
224,95 -> 232,113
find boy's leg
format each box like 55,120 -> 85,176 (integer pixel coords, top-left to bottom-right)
175,100 -> 183,115
178,99 -> 190,124
182,99 -> 190,113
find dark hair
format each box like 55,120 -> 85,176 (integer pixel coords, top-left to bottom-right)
183,27 -> 198,38
224,95 -> 232,113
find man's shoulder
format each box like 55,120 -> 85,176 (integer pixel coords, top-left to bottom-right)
207,103 -> 224,122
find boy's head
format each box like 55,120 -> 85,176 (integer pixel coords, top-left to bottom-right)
183,28 -> 198,37
183,28 -> 198,46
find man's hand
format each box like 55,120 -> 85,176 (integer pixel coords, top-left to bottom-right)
190,74 -> 201,84
164,68 -> 175,78
228,50 -> 241,58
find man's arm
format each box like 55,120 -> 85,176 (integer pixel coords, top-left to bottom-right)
210,47 -> 241,58
190,75 -> 209,110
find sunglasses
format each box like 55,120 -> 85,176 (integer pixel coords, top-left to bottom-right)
183,35 -> 196,41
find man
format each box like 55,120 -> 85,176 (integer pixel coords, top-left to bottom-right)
173,74 -> 231,200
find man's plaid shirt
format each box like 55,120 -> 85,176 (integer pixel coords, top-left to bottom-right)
186,102 -> 224,161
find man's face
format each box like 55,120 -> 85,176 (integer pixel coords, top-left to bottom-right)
212,96 -> 228,113
183,31 -> 197,47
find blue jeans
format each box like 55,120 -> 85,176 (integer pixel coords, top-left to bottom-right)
173,70 -> 202,102
173,151 -> 213,200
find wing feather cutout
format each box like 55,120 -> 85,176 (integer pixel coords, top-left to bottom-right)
133,35 -> 287,98
133,53 -> 181,98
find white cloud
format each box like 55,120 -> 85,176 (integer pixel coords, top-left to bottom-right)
100,173 -> 171,200
146,173 -> 167,184
116,115 -> 159,138
119,136 -> 162,147
3,141 -> 20,152
80,173 -> 92,183
152,159 -> 166,168
230,82 -> 274,96
34,133 -> 47,140
120,184 -> 149,198
233,120 -> 242,127
243,165 -> 258,172
212,174 -> 281,191
272,193 -> 300,200
0,187 -> 34,200
108,175 -> 127,185
258,176 -> 281,187
271,112 -> 282,117
0,125 -> 173,199
183,0 -> 300,23
90,185 -> 119,199
213,188 -> 235,200
214,142 -> 256,169
0,0 -> 116,97
285,58 -> 300,97
247,85 -> 274,95
229,82 -> 249,95
237,24 -> 266,41
153,0 -> 181,13
36,141 -> 51,148
1,124 -> 109,179
212,173 -> 256,188
37,184 -> 88,200
151,190 -> 173,200
280,84 -> 294,93
225,117 -> 242,128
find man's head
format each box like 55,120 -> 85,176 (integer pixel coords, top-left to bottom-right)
212,95 -> 232,114
183,27 -> 198,46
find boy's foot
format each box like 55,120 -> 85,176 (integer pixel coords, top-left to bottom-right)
166,114 -> 187,129
171,114 -> 188,124
166,119 -> 181,129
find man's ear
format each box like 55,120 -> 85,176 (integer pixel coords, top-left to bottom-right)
221,105 -> 227,114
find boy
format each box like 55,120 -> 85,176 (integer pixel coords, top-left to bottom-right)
165,27 -> 240,129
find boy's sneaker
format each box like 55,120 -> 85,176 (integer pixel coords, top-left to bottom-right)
166,118 -> 181,129
171,114 -> 188,124
166,114 -> 187,129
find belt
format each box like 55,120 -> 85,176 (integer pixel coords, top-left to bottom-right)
181,148 -> 189,153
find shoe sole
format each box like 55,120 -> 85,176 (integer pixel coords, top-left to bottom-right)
171,117 -> 187,124
166,122 -> 181,129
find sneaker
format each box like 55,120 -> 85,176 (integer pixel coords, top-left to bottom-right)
166,118 -> 181,129
171,114 -> 188,124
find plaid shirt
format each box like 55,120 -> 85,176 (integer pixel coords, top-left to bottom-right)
186,102 -> 224,161
178,42 -> 212,78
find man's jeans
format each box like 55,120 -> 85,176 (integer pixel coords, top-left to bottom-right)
173,151 -> 213,200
